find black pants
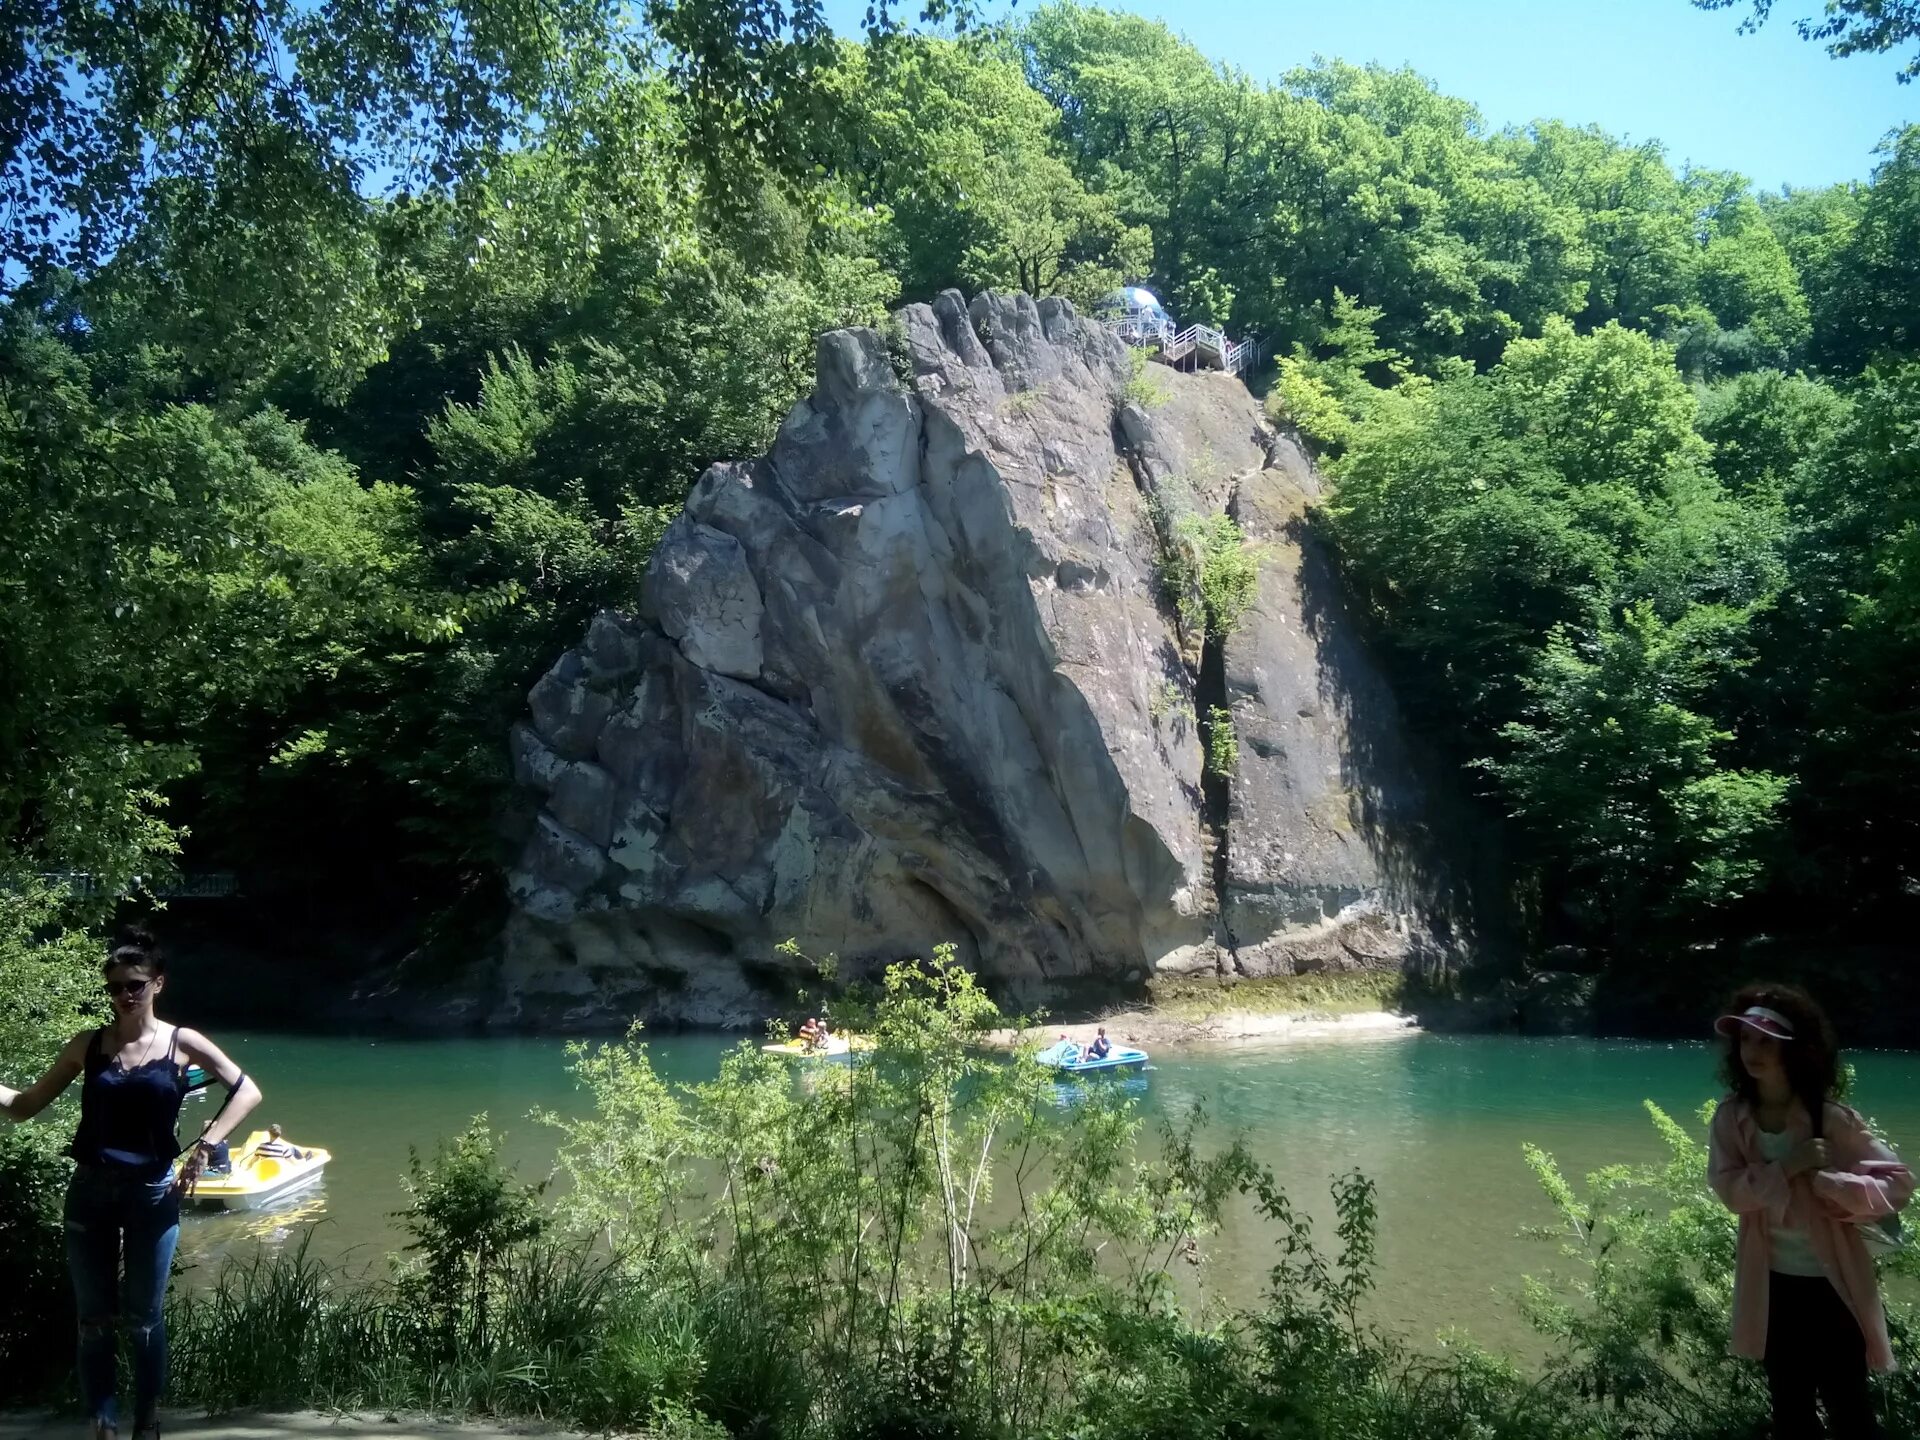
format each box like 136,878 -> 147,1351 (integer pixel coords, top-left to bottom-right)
1764,1272 -> 1881,1439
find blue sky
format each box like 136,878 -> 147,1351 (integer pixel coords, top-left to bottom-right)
825,0 -> 1915,190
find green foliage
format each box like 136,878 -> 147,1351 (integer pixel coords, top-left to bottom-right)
1695,0 -> 1920,82
1148,680 -> 1194,731
1204,706 -> 1238,780
159,1002 -> 1920,1439
1147,494 -> 1260,647
1696,369 -> 1850,496
170,954 -> 1278,1435
1756,362 -> 1920,909
397,1117 -> 548,1355
1188,515 -> 1261,639
1326,317 -> 1805,956
1484,605 -> 1790,943
9,0 -> 1920,997
0,885 -> 106,1072
0,887 -> 99,1400
1268,290 -> 1426,451
1123,346 -> 1171,408
1807,127 -> 1920,372
1522,1100 -> 1777,1434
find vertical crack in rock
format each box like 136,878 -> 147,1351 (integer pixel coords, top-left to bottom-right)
1200,482 -> 1243,972
1197,618 -> 1238,970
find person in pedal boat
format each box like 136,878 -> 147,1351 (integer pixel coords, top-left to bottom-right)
254,1123 -> 310,1159
1086,1027 -> 1112,1061
1,927 -> 263,1440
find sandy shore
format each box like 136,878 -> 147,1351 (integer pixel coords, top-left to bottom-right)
986,1007 -> 1417,1050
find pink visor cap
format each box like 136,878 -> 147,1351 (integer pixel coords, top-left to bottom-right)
1715,1005 -> 1795,1041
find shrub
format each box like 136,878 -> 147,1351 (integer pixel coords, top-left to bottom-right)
0,885 -> 101,1403
1205,706 -> 1238,778
395,1116 -> 547,1356
1177,512 -> 1260,638
1146,495 -> 1260,645
1148,679 -> 1193,731
1521,1098 -> 1920,1437
1124,346 -> 1170,408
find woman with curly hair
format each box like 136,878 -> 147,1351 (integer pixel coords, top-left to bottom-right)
1708,982 -> 1913,1438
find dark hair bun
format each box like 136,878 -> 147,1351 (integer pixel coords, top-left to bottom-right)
104,926 -> 165,977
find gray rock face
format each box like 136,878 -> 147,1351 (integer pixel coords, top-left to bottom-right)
643,519 -> 766,680
1216,452 -> 1462,976
501,289 -> 1464,1027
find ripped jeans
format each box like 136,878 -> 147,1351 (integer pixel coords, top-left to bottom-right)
65,1164 -> 180,1430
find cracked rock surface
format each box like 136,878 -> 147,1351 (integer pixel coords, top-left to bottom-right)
500,289 -> 1465,1028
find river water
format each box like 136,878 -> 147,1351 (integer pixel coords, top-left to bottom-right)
170,1030 -> 1920,1354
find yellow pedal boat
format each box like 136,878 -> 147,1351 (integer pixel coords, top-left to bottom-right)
186,1128 -> 332,1211
760,1034 -> 875,1062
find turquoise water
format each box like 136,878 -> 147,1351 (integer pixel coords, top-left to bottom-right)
167,1030 -> 1920,1352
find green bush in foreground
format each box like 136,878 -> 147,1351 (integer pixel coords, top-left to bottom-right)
0,885 -> 103,1403
149,956 -> 1914,1438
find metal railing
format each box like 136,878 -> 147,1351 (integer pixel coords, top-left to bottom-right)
37,871 -> 240,899
1103,313 -> 1262,377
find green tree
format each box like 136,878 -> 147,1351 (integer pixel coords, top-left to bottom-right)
1696,369 -> 1849,497
1509,123 -> 1700,338
1760,364 -> 1920,911
1687,187 -> 1812,371
1328,319 -> 1788,952
1486,605 -> 1789,947
1804,127 -> 1920,372
824,39 -> 1150,305
1695,0 -> 1920,82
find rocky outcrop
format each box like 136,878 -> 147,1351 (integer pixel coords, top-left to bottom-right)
500,290 -> 1465,1027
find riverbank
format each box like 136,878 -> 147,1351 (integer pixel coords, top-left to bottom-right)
988,968 -> 1419,1049
989,1007 -> 1416,1049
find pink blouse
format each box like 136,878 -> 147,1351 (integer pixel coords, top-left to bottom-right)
1708,1094 -> 1914,1371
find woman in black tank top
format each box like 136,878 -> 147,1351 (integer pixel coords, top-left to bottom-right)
1,931 -> 261,1440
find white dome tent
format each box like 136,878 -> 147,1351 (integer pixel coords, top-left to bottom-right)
1101,286 -> 1172,345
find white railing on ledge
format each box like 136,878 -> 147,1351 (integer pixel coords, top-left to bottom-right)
35,871 -> 240,899
1103,314 -> 1262,377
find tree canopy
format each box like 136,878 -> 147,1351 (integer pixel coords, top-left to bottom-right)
4,0 -> 1916,997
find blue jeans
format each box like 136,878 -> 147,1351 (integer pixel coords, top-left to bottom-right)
65,1165 -> 181,1430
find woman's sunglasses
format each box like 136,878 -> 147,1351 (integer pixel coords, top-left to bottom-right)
105,978 -> 153,998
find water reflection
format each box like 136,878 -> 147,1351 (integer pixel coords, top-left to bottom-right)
178,1183 -> 335,1269
1047,1073 -> 1151,1108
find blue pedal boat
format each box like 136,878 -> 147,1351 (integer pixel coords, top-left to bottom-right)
1036,1039 -> 1149,1075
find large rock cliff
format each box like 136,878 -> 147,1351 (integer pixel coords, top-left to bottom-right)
499,290 -> 1467,1027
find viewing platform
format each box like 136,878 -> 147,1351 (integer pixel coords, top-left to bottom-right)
1100,286 -> 1262,376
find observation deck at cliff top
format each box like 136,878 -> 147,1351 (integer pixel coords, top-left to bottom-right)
1099,286 -> 1263,377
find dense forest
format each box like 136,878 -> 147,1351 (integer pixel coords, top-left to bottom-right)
3,0 -> 1917,1015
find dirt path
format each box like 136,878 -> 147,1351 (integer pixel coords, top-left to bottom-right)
0,1414 -> 623,1440
986,1007 -> 1416,1050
